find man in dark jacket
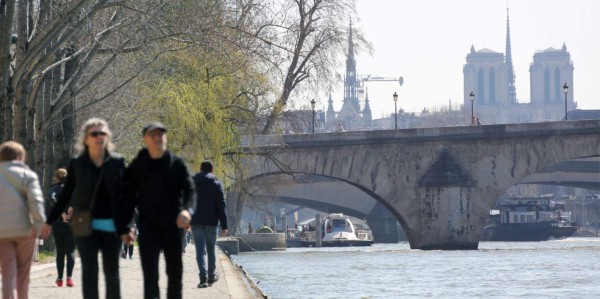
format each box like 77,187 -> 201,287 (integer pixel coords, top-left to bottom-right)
122,122 -> 196,299
191,161 -> 227,288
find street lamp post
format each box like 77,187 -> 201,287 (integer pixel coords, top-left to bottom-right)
393,92 -> 398,129
563,83 -> 569,121
469,91 -> 475,126
310,98 -> 316,133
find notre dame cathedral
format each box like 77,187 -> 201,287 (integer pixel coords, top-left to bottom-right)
463,9 -> 575,124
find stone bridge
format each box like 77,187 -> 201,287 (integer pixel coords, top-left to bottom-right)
235,120 -> 600,250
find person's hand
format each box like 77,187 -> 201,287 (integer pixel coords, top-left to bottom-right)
61,212 -> 71,223
121,233 -> 134,245
176,210 -> 191,229
220,229 -> 228,237
40,223 -> 51,239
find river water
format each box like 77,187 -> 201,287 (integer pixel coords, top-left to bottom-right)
232,238 -> 600,299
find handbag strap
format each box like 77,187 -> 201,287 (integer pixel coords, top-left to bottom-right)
87,166 -> 105,212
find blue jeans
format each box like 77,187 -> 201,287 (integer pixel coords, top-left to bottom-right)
192,225 -> 217,280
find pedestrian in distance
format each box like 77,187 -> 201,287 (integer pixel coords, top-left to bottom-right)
191,161 -> 228,288
41,118 -> 129,299
122,209 -> 138,260
0,141 -> 46,299
122,122 -> 196,299
47,168 -> 76,287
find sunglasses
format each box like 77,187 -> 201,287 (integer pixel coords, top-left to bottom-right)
89,131 -> 108,137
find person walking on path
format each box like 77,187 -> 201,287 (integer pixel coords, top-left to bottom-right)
122,122 -> 196,299
122,209 -> 138,260
41,118 -> 129,299
191,161 -> 228,288
47,168 -> 76,287
0,141 -> 46,299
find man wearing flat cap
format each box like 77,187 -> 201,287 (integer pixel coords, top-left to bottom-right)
122,122 -> 196,299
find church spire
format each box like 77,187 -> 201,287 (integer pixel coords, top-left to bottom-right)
363,87 -> 372,126
343,20 -> 359,111
347,20 -> 355,69
506,8 -> 517,103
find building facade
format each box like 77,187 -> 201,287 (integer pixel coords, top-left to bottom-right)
463,10 -> 576,124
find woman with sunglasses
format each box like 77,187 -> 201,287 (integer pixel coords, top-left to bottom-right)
41,118 -> 128,299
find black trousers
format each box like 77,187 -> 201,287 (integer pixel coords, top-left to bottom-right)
75,230 -> 122,299
138,226 -> 183,299
123,243 -> 134,258
52,222 -> 75,279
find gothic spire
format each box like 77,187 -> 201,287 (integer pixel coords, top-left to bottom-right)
363,87 -> 371,112
347,20 -> 355,68
343,20 -> 359,111
363,87 -> 372,126
506,8 -> 517,103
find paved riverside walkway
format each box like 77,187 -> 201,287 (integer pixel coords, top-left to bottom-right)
27,244 -> 264,298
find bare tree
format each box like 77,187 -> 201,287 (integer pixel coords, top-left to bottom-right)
1,0 -> 187,185
239,0 -> 368,135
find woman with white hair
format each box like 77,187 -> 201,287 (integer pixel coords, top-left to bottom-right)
41,118 -> 128,299
0,140 -> 46,299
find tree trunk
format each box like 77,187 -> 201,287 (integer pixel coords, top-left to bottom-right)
13,0 -> 29,143
227,191 -> 246,235
0,0 -> 17,143
60,45 -> 77,161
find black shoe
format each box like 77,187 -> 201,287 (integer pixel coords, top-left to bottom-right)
208,273 -> 219,285
198,277 -> 208,288
197,282 -> 208,288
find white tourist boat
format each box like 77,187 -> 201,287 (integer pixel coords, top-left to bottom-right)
322,213 -> 374,246
287,213 -> 374,247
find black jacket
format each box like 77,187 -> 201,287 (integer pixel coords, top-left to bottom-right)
123,149 -> 195,231
47,182 -> 66,225
191,172 -> 227,229
46,151 -> 128,234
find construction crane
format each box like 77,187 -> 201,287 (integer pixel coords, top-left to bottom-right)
357,75 -> 403,96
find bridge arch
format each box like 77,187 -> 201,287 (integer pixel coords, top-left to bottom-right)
238,120 -> 600,249
229,172 -> 405,242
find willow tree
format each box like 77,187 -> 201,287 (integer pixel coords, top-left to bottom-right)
137,50 -> 266,176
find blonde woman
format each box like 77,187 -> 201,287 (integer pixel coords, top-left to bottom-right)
41,118 -> 128,299
0,141 -> 46,299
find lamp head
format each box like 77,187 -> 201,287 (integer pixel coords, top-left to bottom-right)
563,83 -> 569,94
310,98 -> 316,109
469,91 -> 475,102
393,92 -> 398,102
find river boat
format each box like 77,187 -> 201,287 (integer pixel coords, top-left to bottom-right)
286,213 -> 374,247
482,195 -> 578,241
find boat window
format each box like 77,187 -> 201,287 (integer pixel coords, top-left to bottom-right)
331,219 -> 351,233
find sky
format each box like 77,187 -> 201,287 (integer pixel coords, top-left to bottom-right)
323,0 -> 600,119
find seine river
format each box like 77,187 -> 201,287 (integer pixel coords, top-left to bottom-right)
232,238 -> 600,299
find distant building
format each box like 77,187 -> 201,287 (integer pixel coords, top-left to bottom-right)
325,22 -> 372,131
463,9 -> 576,124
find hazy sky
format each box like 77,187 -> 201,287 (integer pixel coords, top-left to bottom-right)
324,0 -> 600,119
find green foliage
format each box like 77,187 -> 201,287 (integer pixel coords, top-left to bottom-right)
138,50 -> 264,181
36,249 -> 56,263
